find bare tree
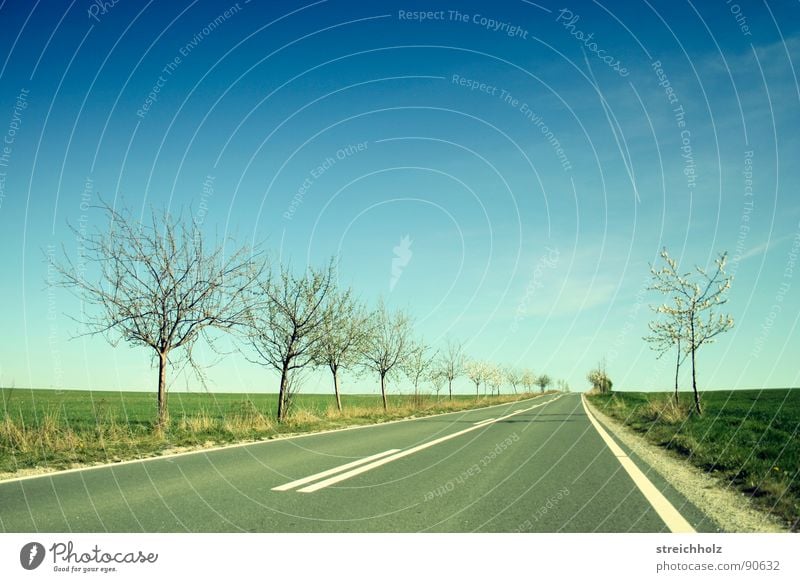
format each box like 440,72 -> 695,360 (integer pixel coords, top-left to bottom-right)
535,374 -> 552,393
464,360 -> 490,398
649,249 -> 734,414
402,341 -> 437,406
438,339 -> 465,401
521,369 -> 537,393
360,302 -> 413,410
556,379 -> 571,393
429,368 -> 447,402
244,261 -> 334,422
315,287 -> 371,411
50,200 -> 262,426
486,364 -> 504,396
505,366 -> 523,394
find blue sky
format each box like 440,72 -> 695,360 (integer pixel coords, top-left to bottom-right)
0,0 -> 798,396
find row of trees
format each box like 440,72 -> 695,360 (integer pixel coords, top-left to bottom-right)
54,202 -> 559,425
463,361 -> 554,396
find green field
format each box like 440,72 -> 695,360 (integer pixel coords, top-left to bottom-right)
588,389 -> 800,531
0,387 -> 546,476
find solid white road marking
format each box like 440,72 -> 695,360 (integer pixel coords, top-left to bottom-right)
473,418 -> 495,425
272,449 -> 401,491
581,395 -> 695,533
296,396 -> 563,493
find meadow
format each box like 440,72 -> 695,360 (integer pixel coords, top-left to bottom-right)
587,389 -> 800,531
0,387 -> 544,476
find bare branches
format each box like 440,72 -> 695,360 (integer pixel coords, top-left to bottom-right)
243,260 -> 335,421
485,364 -> 504,396
428,367 -> 447,401
402,341 -> 437,404
51,199 -> 564,422
520,369 -> 537,393
317,289 -> 370,370
50,199 -> 263,425
313,287 -> 372,410
437,339 -> 464,400
360,301 -> 414,409
504,366 -> 522,394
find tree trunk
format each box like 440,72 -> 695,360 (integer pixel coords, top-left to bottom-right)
448,379 -> 452,401
674,337 -> 681,406
157,351 -> 169,427
380,373 -> 388,410
690,321 -> 701,415
277,365 -> 290,422
475,382 -> 479,398
332,367 -> 342,412
690,347 -> 701,414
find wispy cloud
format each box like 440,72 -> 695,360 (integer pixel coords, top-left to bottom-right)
737,234 -> 794,262
510,243 -> 627,319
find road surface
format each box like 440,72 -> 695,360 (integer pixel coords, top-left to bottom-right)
0,393 -> 718,532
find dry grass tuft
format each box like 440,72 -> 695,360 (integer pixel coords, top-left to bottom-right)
177,409 -> 216,433
0,408 -> 83,454
640,395 -> 691,424
286,408 -> 322,425
222,407 -> 274,436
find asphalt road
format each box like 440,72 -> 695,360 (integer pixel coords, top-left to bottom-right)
0,393 -> 719,532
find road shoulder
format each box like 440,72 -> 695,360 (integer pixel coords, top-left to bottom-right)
584,395 -> 786,533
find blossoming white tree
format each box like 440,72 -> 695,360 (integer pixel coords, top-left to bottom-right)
647,249 -> 734,414
521,369 -> 537,393
486,364 -> 504,396
465,360 -> 491,398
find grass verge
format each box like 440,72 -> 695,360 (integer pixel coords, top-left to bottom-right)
0,388 -> 552,478
587,389 -> 800,531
